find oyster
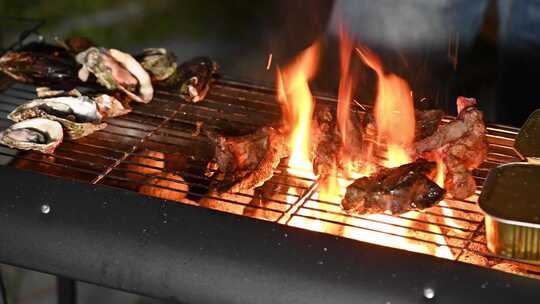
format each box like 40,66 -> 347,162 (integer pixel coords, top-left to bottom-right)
135,48 -> 177,81
0,51 -> 79,88
75,47 -> 153,103
55,36 -> 96,55
0,118 -> 63,153
93,93 -> 132,118
164,56 -> 219,102
35,87 -> 131,118
8,96 -> 107,139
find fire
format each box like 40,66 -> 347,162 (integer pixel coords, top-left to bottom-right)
337,26 -> 354,148
277,42 -> 321,230
277,34 -> 456,261
355,47 -> 416,167
435,152 -> 445,187
277,42 -> 320,179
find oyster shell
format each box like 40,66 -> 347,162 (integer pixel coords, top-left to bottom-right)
8,96 -> 107,139
0,51 -> 79,88
93,93 -> 132,118
35,87 -> 131,118
164,56 -> 219,103
0,118 -> 63,153
75,47 -> 153,103
136,48 -> 177,81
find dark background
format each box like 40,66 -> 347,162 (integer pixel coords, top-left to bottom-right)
2,0 -> 539,126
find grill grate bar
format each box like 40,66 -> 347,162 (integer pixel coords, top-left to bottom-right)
91,103 -> 188,184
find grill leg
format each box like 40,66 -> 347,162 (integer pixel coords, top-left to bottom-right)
57,277 -> 76,304
0,269 -> 7,304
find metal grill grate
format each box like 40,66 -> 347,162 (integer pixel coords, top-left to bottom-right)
0,76 -> 538,279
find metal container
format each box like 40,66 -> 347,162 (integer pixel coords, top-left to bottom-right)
514,108 -> 540,161
479,163 -> 540,263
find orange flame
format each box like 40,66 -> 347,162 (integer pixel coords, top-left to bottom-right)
356,47 -> 415,167
337,26 -> 354,147
277,42 -> 320,178
278,43 -> 320,231
435,152 -> 445,187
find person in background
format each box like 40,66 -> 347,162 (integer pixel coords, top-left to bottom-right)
329,0 -> 540,126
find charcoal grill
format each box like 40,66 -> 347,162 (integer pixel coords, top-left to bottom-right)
1,73 -> 540,303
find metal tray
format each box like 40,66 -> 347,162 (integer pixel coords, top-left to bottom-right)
480,162 -> 540,263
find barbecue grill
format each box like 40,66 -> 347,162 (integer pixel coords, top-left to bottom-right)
1,75 -> 540,303
1,20 -> 540,304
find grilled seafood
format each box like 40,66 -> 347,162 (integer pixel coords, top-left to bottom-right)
76,47 -> 153,103
207,126 -> 288,192
8,96 -> 107,139
0,51 -> 79,88
35,87 -> 131,118
341,158 -> 445,215
135,48 -> 177,81
414,97 -> 488,199
0,118 -> 63,153
163,56 -> 219,102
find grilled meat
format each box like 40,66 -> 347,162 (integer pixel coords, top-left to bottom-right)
341,159 -> 444,215
207,126 -> 288,192
311,105 -> 365,177
414,97 -> 488,199
415,109 -> 444,140
312,106 -> 340,176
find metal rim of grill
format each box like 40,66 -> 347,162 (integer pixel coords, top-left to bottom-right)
0,76 -> 538,279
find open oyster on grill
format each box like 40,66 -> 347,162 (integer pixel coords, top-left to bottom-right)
35,87 -> 131,118
0,51 -> 79,89
8,96 -> 107,139
76,47 -> 153,103
0,118 -> 63,153
163,56 -> 219,103
135,48 -> 177,81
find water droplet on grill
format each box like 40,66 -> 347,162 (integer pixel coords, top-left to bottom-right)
40,204 -> 50,214
423,287 -> 435,299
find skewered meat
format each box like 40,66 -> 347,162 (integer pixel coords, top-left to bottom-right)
0,51 -> 79,88
162,56 -> 219,102
414,97 -> 488,199
341,159 -> 444,215
207,126 -> 288,193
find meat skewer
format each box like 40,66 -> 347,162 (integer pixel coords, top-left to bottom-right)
341,158 -> 445,215
414,97 -> 488,199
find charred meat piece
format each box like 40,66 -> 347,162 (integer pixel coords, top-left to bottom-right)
414,97 -> 488,199
311,105 -> 365,177
207,126 -> 288,192
0,51 -> 79,88
341,159 -> 445,215
415,109 -> 444,140
312,106 -> 340,176
162,56 -> 219,102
